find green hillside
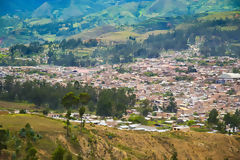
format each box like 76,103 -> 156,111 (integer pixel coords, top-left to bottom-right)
0,0 -> 239,47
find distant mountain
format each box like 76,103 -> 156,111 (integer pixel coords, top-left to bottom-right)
1,0 -> 239,19
32,2 -> 53,18
0,0 -> 239,47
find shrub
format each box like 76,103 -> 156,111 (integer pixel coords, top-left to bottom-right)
19,109 -> 26,114
128,114 -> 147,125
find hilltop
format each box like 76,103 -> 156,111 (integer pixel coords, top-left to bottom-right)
0,114 -> 240,160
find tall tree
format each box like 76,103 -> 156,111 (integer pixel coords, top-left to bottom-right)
74,81 -> 80,90
97,90 -> 113,117
61,92 -> 78,137
79,93 -> 90,106
0,81 -> 2,95
166,96 -> 177,113
223,113 -> 231,125
78,93 -> 90,129
208,109 -> 219,125
0,128 -> 9,154
140,99 -> 152,117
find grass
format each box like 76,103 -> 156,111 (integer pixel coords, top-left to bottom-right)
99,31 -> 141,42
198,11 -> 240,21
1,114 -> 240,160
0,114 -> 67,159
0,100 -> 36,111
27,18 -> 52,26
190,127 -> 211,133
41,34 -> 57,42
0,114 -> 65,133
217,26 -> 239,31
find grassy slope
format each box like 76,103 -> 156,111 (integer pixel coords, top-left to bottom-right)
174,10 -> 240,31
0,114 -> 240,160
0,100 -> 36,111
69,10 -> 240,44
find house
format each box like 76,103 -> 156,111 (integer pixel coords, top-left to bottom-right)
218,73 -> 240,83
48,113 -> 61,118
172,126 -> 190,132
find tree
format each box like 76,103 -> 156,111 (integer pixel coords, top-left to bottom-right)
52,145 -> 65,160
74,81 -> 80,89
223,113 -> 231,125
43,109 -> 49,115
208,109 -> 219,125
96,89 -> 132,117
140,99 -> 152,117
78,93 -> 90,129
217,122 -> 226,134
64,152 -> 72,160
4,75 -> 14,99
79,106 -> 85,130
230,114 -> 240,133
171,151 -> 178,160
88,101 -> 96,112
96,90 -> 113,117
79,93 -> 90,106
62,92 -> 78,136
223,110 -> 240,133
166,96 -> 177,113
20,109 -> 26,114
236,109 -> 240,116
0,128 -> 9,154
232,67 -> 240,73
0,81 -> 2,94
25,147 -> 38,160
226,89 -> 236,95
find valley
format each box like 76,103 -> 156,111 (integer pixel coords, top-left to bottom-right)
1,1 -> 240,159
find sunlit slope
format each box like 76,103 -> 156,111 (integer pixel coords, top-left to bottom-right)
0,114 -> 240,160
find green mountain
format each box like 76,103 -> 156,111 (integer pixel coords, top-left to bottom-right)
0,0 -> 239,47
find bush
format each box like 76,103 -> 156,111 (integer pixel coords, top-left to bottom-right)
19,109 -> 26,114
171,117 -> 177,120
52,145 -> 65,160
128,114 -> 147,125
65,152 -> 73,160
42,109 -> 49,115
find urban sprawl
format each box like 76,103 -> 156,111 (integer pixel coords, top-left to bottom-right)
0,48 -> 240,132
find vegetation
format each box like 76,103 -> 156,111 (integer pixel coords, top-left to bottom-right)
1,11 -> 240,67
165,96 -> 178,113
52,145 -> 65,160
0,76 -> 136,118
223,110 -> 240,133
128,114 -> 147,125
143,71 -> 157,77
139,99 -> 152,117
175,76 -> 194,81
1,114 -> 240,159
226,89 -> 236,95
207,109 -> 219,125
206,109 -> 240,134
61,92 -> 78,137
96,88 -> 136,118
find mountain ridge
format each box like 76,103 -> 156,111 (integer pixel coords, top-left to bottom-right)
0,0 -> 239,47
